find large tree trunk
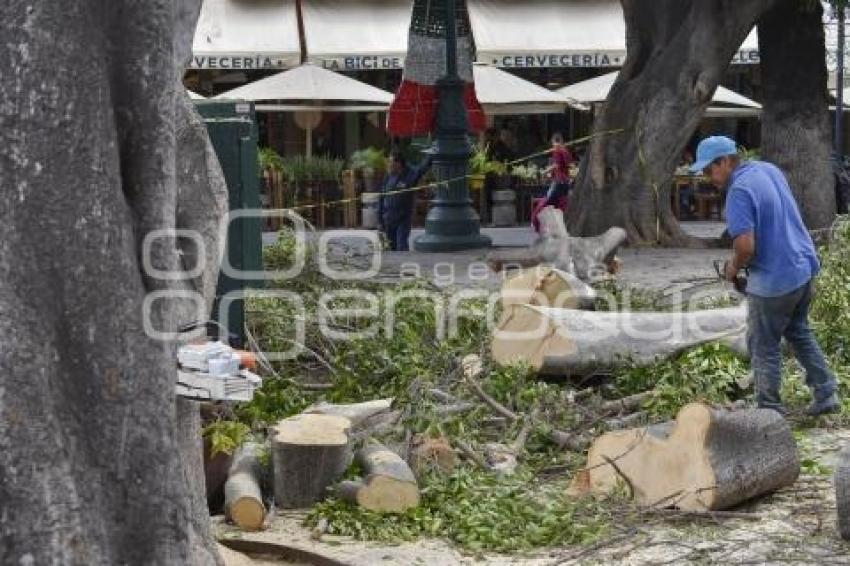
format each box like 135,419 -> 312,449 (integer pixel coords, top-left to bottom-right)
0,2 -> 228,564
568,0 -> 777,246
758,0 -> 835,230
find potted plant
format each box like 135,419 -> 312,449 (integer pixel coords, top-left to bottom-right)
349,147 -> 387,192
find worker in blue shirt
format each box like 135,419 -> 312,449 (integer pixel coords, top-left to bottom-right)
691,136 -> 838,417
378,150 -> 433,251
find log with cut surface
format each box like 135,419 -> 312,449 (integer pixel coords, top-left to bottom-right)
272,414 -> 353,508
499,266 -> 597,310
575,403 -> 799,511
492,303 -> 747,374
224,442 -> 266,531
835,442 -> 850,540
338,444 -> 420,513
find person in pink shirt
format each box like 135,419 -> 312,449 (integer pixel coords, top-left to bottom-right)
532,133 -> 574,232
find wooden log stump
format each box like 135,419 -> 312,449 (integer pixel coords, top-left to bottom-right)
272,414 -> 352,508
338,443 -> 420,513
574,403 -> 799,511
224,442 -> 266,531
410,435 -> 456,475
835,442 -> 850,540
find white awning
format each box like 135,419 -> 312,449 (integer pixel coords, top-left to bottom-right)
468,0 -> 759,69
558,72 -> 761,118
191,0 -> 301,70
558,71 -> 762,114
214,63 -> 394,106
301,0 -> 412,72
473,63 -> 582,115
187,90 -> 206,100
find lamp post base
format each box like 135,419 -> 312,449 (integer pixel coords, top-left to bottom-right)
414,230 -> 492,253
413,190 -> 492,251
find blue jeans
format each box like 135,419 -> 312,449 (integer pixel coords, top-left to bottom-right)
545,181 -> 570,206
747,280 -> 837,412
384,217 -> 411,251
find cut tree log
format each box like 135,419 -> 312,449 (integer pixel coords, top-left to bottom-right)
410,435 -> 456,475
224,442 -> 266,531
304,399 -> 393,428
338,443 -> 420,513
574,403 -> 799,511
492,303 -> 748,374
272,414 -> 352,508
487,207 -> 626,281
834,442 -> 850,540
499,265 -> 597,310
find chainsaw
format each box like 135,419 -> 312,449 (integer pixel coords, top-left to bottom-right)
713,260 -> 749,294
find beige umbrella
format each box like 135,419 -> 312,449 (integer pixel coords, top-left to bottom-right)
215,63 -> 394,156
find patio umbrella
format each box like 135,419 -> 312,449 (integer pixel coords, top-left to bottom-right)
216,63 -> 394,155
558,71 -> 762,118
472,63 -> 586,115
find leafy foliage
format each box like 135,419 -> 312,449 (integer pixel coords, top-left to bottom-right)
203,420 -> 251,457
811,218 -> 850,364
349,147 -> 387,174
258,146 -> 284,173
307,469 -> 618,553
615,343 -> 748,420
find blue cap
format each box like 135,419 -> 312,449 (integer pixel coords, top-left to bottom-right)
690,136 -> 738,173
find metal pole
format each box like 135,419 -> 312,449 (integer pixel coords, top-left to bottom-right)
837,5 -> 845,155
445,0 -> 458,77
413,0 -> 490,252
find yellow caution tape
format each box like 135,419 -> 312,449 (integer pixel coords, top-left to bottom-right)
281,129 -> 624,212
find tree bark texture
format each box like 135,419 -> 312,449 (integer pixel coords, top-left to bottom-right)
758,0 -> 836,230
0,2 -> 228,564
568,0 -> 777,245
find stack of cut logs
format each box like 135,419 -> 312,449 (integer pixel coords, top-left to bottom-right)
219,207 -> 803,530
220,399 -> 423,530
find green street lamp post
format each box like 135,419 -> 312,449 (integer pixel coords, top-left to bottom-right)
413,0 -> 491,252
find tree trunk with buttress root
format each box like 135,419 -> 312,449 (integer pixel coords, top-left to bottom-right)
568,0 -> 778,246
759,0 -> 836,231
0,1 -> 229,563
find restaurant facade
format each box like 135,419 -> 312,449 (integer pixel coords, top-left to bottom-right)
185,0 -> 764,158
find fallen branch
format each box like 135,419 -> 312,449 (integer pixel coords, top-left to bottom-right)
462,354 -> 520,422
604,411 -> 648,431
435,402 -> 477,417
643,508 -> 763,521
601,392 -> 652,416
454,439 -> 490,470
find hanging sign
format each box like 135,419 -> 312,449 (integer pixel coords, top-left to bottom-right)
189,53 -> 294,70
310,55 -> 404,71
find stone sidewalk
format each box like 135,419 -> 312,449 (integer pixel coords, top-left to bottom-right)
263,222 -> 728,295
